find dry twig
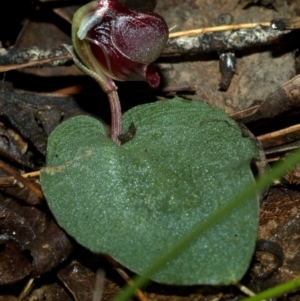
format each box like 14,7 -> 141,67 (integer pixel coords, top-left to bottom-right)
168,22 -> 271,38
257,124 -> 300,142
105,256 -> 148,301
0,23 -> 291,71
0,161 -> 44,199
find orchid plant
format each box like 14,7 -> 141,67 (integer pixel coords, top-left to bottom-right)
42,0 -> 272,290
66,0 -> 168,144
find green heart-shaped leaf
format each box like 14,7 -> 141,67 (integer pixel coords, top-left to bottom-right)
41,98 -> 259,285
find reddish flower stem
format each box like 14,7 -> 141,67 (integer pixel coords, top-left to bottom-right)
107,90 -> 122,145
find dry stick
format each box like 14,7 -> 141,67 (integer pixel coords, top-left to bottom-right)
267,157 -> 281,163
18,278 -> 34,301
0,176 -> 18,186
257,124 -> 300,142
235,282 -> 256,297
0,22 -> 290,72
264,140 -> 300,155
53,8 -> 72,24
22,171 -> 41,178
230,105 -> 260,121
169,22 -> 271,38
0,45 -> 71,72
0,55 -> 70,72
164,25 -> 290,56
53,85 -> 82,95
0,161 -> 44,199
105,256 -> 148,301
92,269 -> 106,301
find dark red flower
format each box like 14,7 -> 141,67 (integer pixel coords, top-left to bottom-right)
73,0 -> 168,88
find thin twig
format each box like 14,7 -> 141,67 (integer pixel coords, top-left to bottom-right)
235,282 -> 256,297
92,269 -> 106,301
0,56 -> 70,72
164,25 -> 290,56
264,140 -> 300,155
257,124 -> 300,142
105,256 -> 148,301
0,45 -> 71,72
0,176 -> 18,186
230,105 -> 260,121
0,161 -> 44,199
21,171 -> 41,178
169,22 -> 271,38
18,278 -> 34,301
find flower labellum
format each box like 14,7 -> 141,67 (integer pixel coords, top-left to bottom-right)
72,0 -> 169,88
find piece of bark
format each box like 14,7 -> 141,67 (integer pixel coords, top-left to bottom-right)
0,186 -> 42,206
0,123 -> 31,167
0,196 -> 72,283
0,239 -> 32,285
0,87 -> 98,155
0,92 -> 48,155
24,283 -> 73,301
34,105 -> 63,136
29,219 -> 72,277
233,74 -> 300,124
58,261 -> 105,301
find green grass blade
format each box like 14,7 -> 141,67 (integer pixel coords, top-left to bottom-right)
113,149 -> 300,301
